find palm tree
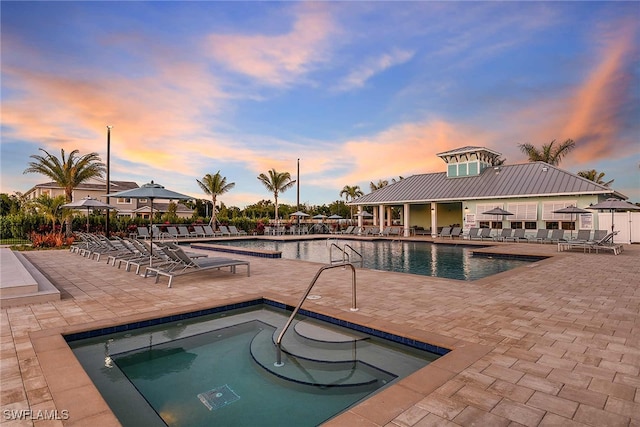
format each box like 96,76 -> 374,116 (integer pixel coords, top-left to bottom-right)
518,139 -> 575,166
30,194 -> 66,230
578,169 -> 614,187
340,185 -> 364,219
24,148 -> 105,235
196,171 -> 235,229
257,169 -> 296,224
370,179 -> 389,192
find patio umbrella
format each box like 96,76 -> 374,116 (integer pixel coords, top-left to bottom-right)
62,196 -> 118,232
107,181 -> 192,263
327,214 -> 343,220
289,211 -> 310,218
354,211 -> 373,218
482,207 -> 513,224
587,198 -> 640,233
312,214 -> 327,221
552,205 -> 591,239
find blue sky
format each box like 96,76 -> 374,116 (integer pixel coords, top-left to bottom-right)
2,1 -> 639,207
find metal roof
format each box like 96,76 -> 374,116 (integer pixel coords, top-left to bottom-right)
351,162 -> 624,205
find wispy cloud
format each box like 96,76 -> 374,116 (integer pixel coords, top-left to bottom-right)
204,3 -> 337,87
335,49 -> 414,91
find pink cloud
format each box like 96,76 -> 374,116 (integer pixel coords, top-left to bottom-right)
204,3 -> 336,86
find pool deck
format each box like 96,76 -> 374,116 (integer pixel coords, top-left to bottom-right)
1,237 -> 639,426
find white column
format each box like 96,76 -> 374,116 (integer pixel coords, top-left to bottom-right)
404,203 -> 410,236
379,205 -> 385,234
386,207 -> 392,226
357,207 -> 363,230
431,203 -> 438,238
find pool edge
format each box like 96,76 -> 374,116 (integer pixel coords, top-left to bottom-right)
30,293 -> 490,426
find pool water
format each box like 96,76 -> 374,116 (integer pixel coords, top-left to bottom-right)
207,239 -> 538,280
69,305 -> 438,426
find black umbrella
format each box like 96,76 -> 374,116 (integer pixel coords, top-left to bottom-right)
62,196 -> 118,232
552,205 -> 591,239
587,198 -> 640,233
107,181 -> 192,264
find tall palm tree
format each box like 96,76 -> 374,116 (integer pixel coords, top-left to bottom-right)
518,139 -> 575,166
340,185 -> 364,219
578,169 -> 614,187
370,179 -> 389,192
24,148 -> 105,235
196,171 -> 235,228
257,169 -> 296,223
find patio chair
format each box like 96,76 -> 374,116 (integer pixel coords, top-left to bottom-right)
178,226 -> 196,238
471,228 -> 492,240
341,225 -> 355,235
548,229 -> 566,243
165,226 -> 181,239
144,246 -> 250,287
228,225 -> 247,236
202,225 -> 221,238
560,231 -> 622,255
218,226 -> 232,237
438,227 -> 452,238
592,230 -> 607,241
504,228 -> 526,242
493,228 -> 512,242
463,228 -> 479,240
134,227 -> 151,240
192,225 -> 207,237
533,229 -> 550,243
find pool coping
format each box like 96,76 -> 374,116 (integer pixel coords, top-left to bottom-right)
30,292 -> 491,426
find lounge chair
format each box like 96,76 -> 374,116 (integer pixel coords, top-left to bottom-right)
134,227 -> 151,240
592,230 -> 607,241
165,226 -> 181,239
438,227 -> 452,238
471,228 -> 492,240
192,225 -> 207,237
548,229 -> 565,243
228,225 -> 247,236
218,226 -> 232,236
559,231 -> 622,255
202,225 -> 221,238
144,246 -> 250,287
463,228 -> 479,240
178,226 -> 196,238
533,229 -> 550,243
504,228 -> 526,242
493,228 -> 512,242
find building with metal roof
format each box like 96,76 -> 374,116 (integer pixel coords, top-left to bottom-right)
349,146 -> 632,240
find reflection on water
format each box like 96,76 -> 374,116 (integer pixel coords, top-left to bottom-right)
213,239 -> 533,280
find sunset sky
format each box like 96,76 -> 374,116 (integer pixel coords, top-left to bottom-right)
2,1 -> 639,207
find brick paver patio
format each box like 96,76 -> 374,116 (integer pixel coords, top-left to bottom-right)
1,238 -> 638,426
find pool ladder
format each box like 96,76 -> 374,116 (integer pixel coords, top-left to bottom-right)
274,262 -> 358,367
329,242 -> 363,267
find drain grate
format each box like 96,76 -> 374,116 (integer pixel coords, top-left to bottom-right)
197,384 -> 240,411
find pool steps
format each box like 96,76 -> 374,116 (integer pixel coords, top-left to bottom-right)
250,319 -> 396,388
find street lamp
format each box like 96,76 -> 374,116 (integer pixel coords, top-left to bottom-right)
106,125 -> 112,236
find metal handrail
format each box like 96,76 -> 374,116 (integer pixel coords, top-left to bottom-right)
274,263 -> 358,367
329,242 -> 347,264
343,244 -> 363,267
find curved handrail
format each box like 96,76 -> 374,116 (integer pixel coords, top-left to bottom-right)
343,244 -> 363,267
275,262 -> 358,367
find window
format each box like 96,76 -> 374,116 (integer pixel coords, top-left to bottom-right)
507,203 -> 537,221
542,201 -> 577,220
525,222 -> 537,230
117,198 -> 131,204
545,222 -> 559,230
511,222 -> 523,229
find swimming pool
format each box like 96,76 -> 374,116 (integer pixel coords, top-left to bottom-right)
68,301 -> 440,426
194,239 -> 542,280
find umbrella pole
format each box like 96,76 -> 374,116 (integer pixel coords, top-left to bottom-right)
150,199 -> 154,267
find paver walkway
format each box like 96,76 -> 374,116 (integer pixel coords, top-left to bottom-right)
1,239 -> 638,426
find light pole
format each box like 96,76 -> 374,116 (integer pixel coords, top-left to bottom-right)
296,158 -> 300,229
106,125 -> 112,236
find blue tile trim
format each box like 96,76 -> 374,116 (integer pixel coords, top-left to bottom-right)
64,298 -> 450,356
